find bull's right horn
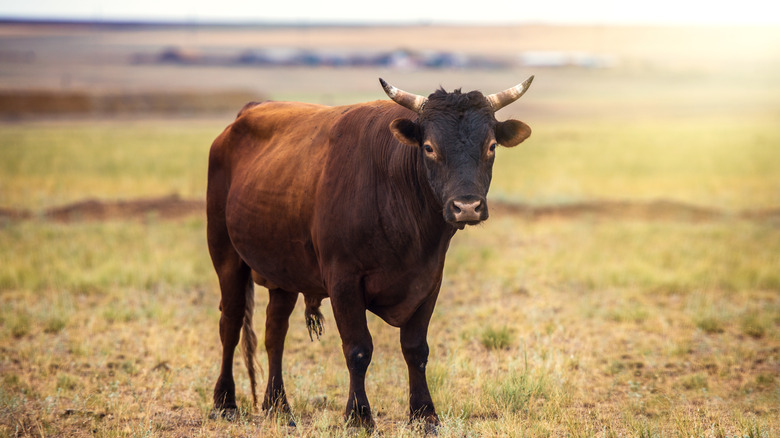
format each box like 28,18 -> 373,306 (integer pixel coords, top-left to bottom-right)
379,78 -> 427,113
486,75 -> 534,111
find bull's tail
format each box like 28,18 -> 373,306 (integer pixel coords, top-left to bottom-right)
240,280 -> 260,408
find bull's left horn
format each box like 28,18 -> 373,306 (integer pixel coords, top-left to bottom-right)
486,75 -> 534,111
379,78 -> 427,113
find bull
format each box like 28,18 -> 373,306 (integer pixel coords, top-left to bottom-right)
206,76 -> 534,429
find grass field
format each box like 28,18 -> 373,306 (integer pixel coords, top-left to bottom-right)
2,113 -> 778,436
1,23 -> 779,437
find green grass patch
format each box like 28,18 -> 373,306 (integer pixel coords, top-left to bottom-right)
0,120 -> 223,210
493,116 -> 780,210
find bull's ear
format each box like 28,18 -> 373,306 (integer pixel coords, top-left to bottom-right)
389,118 -> 421,147
495,119 -> 531,147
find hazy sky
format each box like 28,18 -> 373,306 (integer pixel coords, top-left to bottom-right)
1,0 -> 779,25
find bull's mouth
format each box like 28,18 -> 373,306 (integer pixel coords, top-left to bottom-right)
450,218 -> 485,230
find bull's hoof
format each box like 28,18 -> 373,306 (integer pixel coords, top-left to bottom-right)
208,407 -> 237,422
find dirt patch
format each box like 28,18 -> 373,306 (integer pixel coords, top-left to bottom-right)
1,195 -> 205,222
2,195 -> 779,224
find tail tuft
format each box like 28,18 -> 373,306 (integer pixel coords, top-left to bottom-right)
304,296 -> 324,341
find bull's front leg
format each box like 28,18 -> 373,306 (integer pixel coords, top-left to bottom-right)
329,283 -> 375,430
400,292 -> 440,429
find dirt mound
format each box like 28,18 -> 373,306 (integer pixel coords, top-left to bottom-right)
1,196 -> 779,224
1,195 -> 205,222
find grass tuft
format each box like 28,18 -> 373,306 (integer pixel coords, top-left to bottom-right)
43,316 -> 67,334
9,311 -> 31,338
680,373 -> 709,391
695,315 -> 725,334
479,325 -> 514,350
740,312 -> 768,339
484,364 -> 549,414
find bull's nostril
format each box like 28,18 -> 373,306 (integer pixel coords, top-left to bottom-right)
452,204 -> 462,213
474,202 -> 482,213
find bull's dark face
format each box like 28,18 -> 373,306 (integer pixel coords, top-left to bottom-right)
388,89 -> 532,229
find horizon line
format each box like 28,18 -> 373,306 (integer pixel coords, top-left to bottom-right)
1,16 -> 777,28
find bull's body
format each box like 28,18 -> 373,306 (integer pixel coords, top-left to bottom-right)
207,78 -> 533,429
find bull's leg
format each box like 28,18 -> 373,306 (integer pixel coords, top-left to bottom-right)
329,285 -> 375,430
208,245 -> 252,419
207,172 -> 254,419
400,292 -> 440,428
262,288 -> 298,413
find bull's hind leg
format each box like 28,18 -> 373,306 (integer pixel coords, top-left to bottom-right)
262,288 -> 298,413
209,246 -> 253,418
207,187 -> 256,418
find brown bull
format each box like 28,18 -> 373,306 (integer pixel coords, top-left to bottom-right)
206,77 -> 534,429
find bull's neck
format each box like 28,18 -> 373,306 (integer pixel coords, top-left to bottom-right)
375,140 -> 455,248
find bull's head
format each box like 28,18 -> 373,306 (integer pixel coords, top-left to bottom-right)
380,77 -> 533,229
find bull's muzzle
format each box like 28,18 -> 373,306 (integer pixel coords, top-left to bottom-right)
445,196 -> 489,227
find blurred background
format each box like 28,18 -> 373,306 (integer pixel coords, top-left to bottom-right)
1,1 -> 779,120
1,1 -> 779,436
2,0 -> 779,209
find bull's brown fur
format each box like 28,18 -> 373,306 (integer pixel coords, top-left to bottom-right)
207,81 -> 532,430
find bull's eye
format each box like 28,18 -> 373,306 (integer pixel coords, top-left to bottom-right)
489,143 -> 497,152
424,144 -> 434,154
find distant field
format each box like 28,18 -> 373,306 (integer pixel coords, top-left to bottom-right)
2,114 -> 778,211
1,23 -> 779,437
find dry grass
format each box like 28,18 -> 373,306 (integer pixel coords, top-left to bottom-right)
0,121 -> 780,437
0,215 -> 777,437
1,115 -> 778,436
2,116 -> 778,435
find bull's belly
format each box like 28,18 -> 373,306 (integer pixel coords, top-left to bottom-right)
363,268 -> 442,327
238,243 -> 325,295
225,185 -> 326,294
227,225 -> 324,296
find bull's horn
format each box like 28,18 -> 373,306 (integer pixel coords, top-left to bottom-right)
486,75 -> 534,111
379,78 -> 427,113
